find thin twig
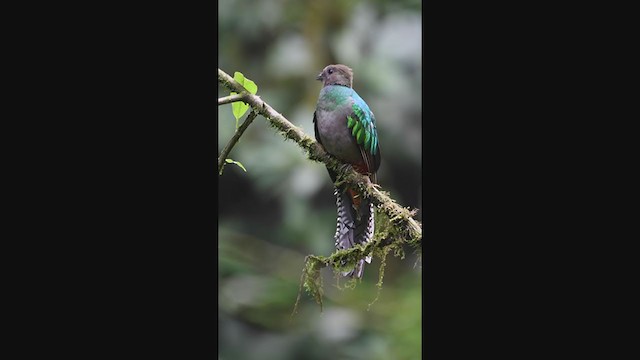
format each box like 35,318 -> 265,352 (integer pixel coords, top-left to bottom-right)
218,93 -> 245,106
218,110 -> 258,174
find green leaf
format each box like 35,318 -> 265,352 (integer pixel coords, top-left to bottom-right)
230,72 -> 258,126
230,91 -> 248,127
234,72 -> 258,95
225,158 -> 247,172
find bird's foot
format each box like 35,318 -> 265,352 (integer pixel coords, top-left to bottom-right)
339,163 -> 354,173
334,163 -> 354,186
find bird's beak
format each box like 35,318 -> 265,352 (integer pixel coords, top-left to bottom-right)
316,73 -> 323,81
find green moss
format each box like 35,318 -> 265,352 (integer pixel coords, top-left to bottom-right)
293,207 -> 422,313
292,255 -> 327,316
335,275 -> 358,290
367,245 -> 389,311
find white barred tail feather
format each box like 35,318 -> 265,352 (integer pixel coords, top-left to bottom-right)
333,187 -> 374,278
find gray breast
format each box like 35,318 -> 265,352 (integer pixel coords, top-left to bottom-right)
315,104 -> 362,166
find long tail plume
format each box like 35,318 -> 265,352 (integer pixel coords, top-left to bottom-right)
333,186 -> 374,278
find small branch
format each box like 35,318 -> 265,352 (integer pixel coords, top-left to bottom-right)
218,110 -> 258,174
218,93 -> 245,106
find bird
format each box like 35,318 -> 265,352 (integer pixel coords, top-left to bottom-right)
313,64 -> 381,278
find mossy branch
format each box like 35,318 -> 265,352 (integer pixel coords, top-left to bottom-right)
219,67 -> 421,310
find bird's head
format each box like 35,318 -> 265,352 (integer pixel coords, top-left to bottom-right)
316,64 -> 353,88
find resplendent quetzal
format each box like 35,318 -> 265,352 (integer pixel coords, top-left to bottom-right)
313,64 -> 381,278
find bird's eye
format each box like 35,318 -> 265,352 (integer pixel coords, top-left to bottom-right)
328,68 -> 334,74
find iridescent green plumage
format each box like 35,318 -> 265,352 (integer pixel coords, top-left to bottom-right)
347,102 -> 378,155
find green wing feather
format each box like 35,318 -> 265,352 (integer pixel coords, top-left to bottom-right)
349,103 -> 378,155
347,116 -> 356,129
351,120 -> 361,137
356,127 -> 364,144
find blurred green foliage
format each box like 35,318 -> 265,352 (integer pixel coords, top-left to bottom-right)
219,0 -> 421,359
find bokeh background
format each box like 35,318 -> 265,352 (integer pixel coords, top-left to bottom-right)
218,0 -> 422,359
